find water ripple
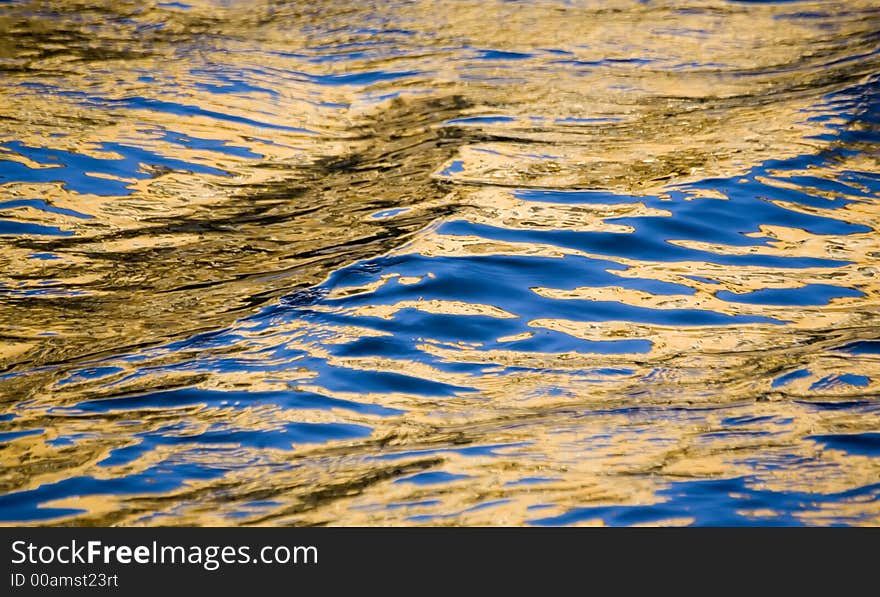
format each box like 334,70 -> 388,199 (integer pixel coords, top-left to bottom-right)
1,0 -> 879,526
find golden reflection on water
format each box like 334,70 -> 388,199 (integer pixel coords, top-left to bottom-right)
1,0 -> 879,525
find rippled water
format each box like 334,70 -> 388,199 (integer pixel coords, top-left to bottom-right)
1,0 -> 879,526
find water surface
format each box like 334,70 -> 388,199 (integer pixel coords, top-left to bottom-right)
1,0 -> 879,526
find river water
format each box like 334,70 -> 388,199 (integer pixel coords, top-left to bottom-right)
1,0 -> 879,525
